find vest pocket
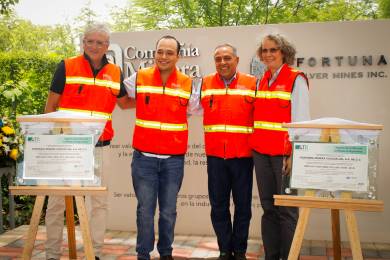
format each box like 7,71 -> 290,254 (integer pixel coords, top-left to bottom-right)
169,96 -> 181,113
278,99 -> 291,108
109,87 -> 120,96
201,96 -> 217,112
244,95 -> 255,104
179,97 -> 189,106
136,93 -> 156,114
63,84 -> 88,106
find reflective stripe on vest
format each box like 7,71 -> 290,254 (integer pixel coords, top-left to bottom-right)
204,124 -> 253,134
256,90 -> 291,100
58,107 -> 112,120
202,88 -> 255,98
135,118 -> 188,131
137,85 -> 191,99
66,76 -> 120,90
253,121 -> 287,131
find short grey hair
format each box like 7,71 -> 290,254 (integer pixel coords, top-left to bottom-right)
214,43 -> 238,56
83,22 -> 111,42
258,34 -> 296,65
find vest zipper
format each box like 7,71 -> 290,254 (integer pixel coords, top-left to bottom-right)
224,83 -> 229,159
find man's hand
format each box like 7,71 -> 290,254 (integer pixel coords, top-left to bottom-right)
282,156 -> 292,176
44,91 -> 61,113
117,96 -> 135,109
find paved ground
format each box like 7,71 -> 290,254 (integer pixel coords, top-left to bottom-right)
0,225 -> 389,259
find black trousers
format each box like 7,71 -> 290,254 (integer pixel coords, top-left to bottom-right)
207,156 -> 254,254
253,150 -> 298,260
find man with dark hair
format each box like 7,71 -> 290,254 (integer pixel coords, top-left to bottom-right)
201,43 -> 257,260
44,22 -> 132,260
155,35 -> 181,55
124,35 -> 192,260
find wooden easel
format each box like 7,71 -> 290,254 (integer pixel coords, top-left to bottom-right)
275,122 -> 384,260
274,195 -> 384,260
9,186 -> 107,260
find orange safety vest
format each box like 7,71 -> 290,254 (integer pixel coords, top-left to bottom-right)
201,72 -> 257,158
133,66 -> 192,155
58,55 -> 121,142
249,64 -> 308,156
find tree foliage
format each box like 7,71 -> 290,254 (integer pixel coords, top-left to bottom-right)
0,51 -> 61,118
0,0 -> 18,15
113,0 -> 380,30
0,14 -> 76,56
378,0 -> 390,17
74,0 -> 98,34
110,2 -> 144,32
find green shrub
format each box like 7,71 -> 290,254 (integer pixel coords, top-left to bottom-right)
0,51 -> 63,230
0,51 -> 62,119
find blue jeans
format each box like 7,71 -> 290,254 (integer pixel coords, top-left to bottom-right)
207,156 -> 253,254
131,150 -> 185,259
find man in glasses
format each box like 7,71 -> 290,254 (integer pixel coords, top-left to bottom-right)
123,35 -> 192,260
44,22 -> 132,260
200,44 -> 257,260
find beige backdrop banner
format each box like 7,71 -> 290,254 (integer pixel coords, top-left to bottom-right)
105,20 -> 390,242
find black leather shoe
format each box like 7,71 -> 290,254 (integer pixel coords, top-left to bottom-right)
233,252 -> 247,260
160,255 -> 174,260
219,252 -> 233,260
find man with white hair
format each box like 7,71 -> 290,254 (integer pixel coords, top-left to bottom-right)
44,22 -> 132,260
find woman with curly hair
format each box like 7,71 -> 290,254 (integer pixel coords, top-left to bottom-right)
249,34 -> 310,260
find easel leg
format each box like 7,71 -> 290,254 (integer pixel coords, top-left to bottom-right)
345,209 -> 363,260
65,196 -> 77,259
331,209 -> 342,260
75,196 -> 95,260
288,208 -> 311,260
22,195 -> 45,260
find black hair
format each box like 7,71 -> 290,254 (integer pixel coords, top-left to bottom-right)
156,35 -> 180,55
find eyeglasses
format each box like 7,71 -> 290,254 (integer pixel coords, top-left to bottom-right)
84,39 -> 108,49
261,48 -> 280,54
